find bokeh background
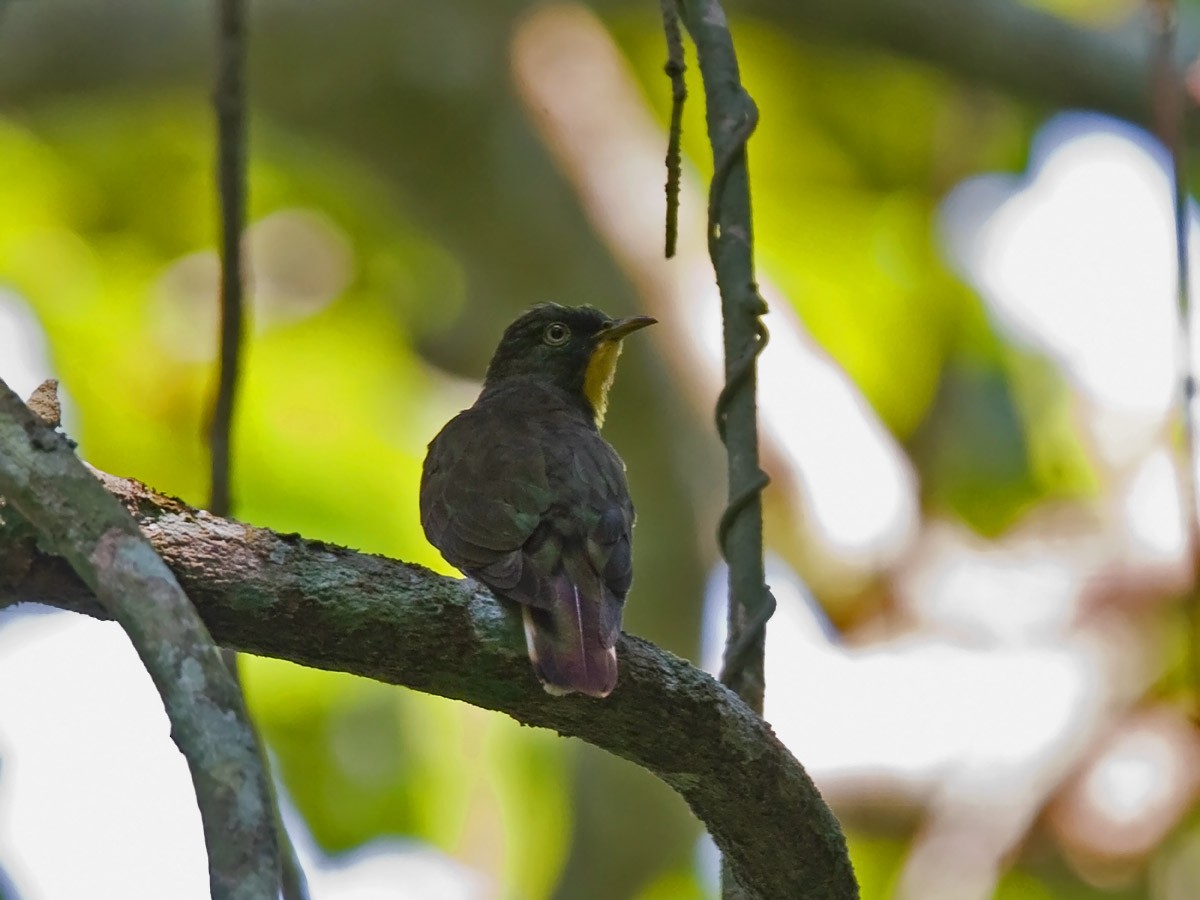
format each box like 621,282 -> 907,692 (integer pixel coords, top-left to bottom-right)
1,0 -> 1199,898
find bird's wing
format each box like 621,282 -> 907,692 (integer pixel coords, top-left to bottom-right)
419,405 -> 554,579
570,436 -> 634,648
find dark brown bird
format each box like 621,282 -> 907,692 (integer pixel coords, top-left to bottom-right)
419,303 -> 655,697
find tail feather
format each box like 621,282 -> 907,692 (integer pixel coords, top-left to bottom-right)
521,572 -> 619,698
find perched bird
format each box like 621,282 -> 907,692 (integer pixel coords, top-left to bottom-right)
419,303 -> 656,698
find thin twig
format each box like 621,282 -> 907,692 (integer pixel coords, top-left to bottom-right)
211,5 -> 310,897
211,0 -> 247,519
1149,0 -> 1200,720
660,0 -> 687,258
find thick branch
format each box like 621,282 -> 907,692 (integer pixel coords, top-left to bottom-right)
0,382 -> 280,900
0,470 -> 857,900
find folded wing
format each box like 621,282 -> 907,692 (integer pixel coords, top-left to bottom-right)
420,402 -> 633,697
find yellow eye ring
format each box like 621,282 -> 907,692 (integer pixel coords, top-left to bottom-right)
543,322 -> 570,346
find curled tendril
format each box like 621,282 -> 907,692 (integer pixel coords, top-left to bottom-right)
707,93 -> 759,256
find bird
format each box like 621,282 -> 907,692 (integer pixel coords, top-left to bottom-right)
419,303 -> 656,698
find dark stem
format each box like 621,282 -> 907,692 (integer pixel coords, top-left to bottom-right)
211,0 -> 247,518
211,4 -> 310,897
676,1 -> 816,894
677,0 -> 776,719
660,0 -> 687,258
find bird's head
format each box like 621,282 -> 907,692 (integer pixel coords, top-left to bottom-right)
483,303 -> 656,426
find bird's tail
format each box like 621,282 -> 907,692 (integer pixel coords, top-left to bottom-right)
521,572 -> 618,698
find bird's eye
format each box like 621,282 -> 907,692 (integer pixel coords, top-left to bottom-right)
543,322 -> 570,346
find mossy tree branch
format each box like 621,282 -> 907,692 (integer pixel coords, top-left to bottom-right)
0,379 -> 280,900
0,466 -> 858,900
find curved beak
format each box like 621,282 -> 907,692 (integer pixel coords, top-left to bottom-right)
596,314 -> 657,342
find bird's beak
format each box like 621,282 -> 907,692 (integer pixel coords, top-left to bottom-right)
596,315 -> 657,342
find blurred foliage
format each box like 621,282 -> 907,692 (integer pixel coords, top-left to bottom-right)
0,1 -> 1162,898
633,867 -> 711,900
1025,0 -> 1136,26
844,829 -> 907,900
609,13 -> 1095,534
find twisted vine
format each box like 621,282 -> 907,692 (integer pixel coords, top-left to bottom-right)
705,87 -> 777,703
665,1 -> 778,714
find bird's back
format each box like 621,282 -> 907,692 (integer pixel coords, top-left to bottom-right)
420,377 -> 634,697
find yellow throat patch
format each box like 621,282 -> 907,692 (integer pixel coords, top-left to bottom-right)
583,339 -> 624,428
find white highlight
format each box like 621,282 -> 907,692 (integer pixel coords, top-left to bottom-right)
941,112 -> 1195,462
571,582 -> 586,680
0,293 -> 55,401
0,610 -> 488,899
1122,448 -> 1187,562
1082,729 -> 1176,826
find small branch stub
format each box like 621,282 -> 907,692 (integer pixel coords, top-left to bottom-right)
25,379 -> 61,428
